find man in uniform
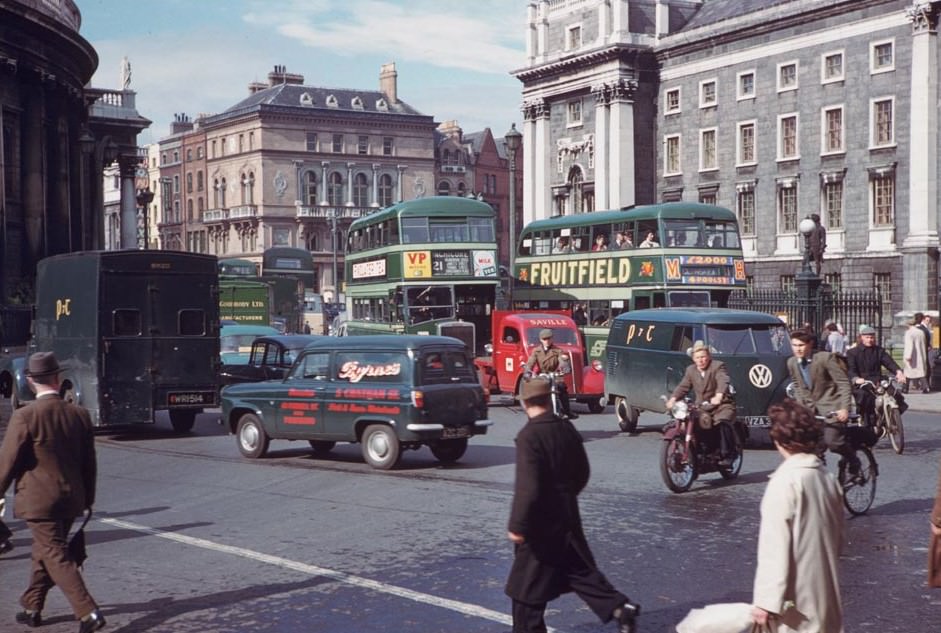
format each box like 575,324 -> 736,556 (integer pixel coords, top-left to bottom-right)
524,329 -> 577,419
0,352 -> 106,633
506,377 -> 640,633
847,324 -> 907,423
664,341 -> 737,465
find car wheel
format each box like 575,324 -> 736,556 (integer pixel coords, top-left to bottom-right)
236,413 -> 269,458
62,385 -> 77,404
169,410 -> 197,433
615,397 -> 639,433
587,398 -> 605,414
429,438 -> 468,463
361,424 -> 401,470
308,440 -> 336,455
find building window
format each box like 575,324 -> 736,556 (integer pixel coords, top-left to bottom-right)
822,106 -> 844,154
186,173 -> 193,193
210,141 -> 216,159
306,132 -> 317,152
778,114 -> 799,160
664,134 -> 681,175
219,177 -> 227,208
197,171 -> 204,192
665,87 -> 681,114
187,198 -> 194,221
777,61 -> 798,92
173,150 -> 179,163
874,272 -> 891,303
567,24 -> 581,50
699,128 -> 717,171
353,173 -> 369,206
699,190 -> 717,205
332,134 -> 343,153
872,174 -> 894,226
737,189 -> 756,236
737,121 -> 756,165
777,184 -> 798,233
871,39 -> 894,73
568,166 -> 585,214
737,70 -> 755,100
357,136 -> 368,155
378,173 -> 394,206
437,180 -> 451,196
327,172 -> 344,205
305,172 -> 318,205
699,79 -> 717,108
173,174 -> 180,194
567,99 -> 582,127
823,181 -> 843,230
383,137 -> 394,156
197,147 -> 203,159
871,98 -> 894,147
780,275 -> 796,294
220,138 -> 226,156
186,149 -> 192,161
238,134 -> 244,153
249,132 -> 254,151
822,51 -> 844,83
241,172 -> 254,205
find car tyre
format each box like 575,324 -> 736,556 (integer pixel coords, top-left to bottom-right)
615,396 -> 639,433
587,398 -> 605,414
236,413 -> 269,458
430,438 -> 468,463
361,424 -> 401,470
308,440 -> 336,455
169,410 -> 197,433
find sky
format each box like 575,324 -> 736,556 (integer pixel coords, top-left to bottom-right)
77,0 -> 529,145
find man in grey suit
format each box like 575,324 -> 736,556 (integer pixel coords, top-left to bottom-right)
786,330 -> 857,471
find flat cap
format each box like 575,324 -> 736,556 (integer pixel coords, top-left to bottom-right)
520,377 -> 552,401
539,328 -> 554,339
858,324 -> 876,335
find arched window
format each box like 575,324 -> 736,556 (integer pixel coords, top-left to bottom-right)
241,171 -> 254,204
437,181 -> 451,196
197,170 -> 204,192
187,198 -> 194,221
327,172 -> 344,206
307,232 -> 319,251
173,200 -> 181,223
197,197 -> 204,214
568,166 -> 584,215
186,172 -> 193,193
442,149 -> 450,164
353,173 -> 369,207
305,172 -> 318,206
213,179 -> 220,208
457,182 -> 466,197
378,174 -> 394,207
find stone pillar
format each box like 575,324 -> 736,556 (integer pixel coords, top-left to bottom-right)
346,162 -> 355,206
522,103 -> 538,226
22,83 -> 46,262
371,163 -> 380,206
537,0 -> 549,61
396,165 -> 407,202
592,84 -> 610,210
526,3 -> 538,62
609,81 -> 636,209
319,161 -> 329,205
118,155 -> 139,249
531,100 -> 551,220
292,160 -> 304,205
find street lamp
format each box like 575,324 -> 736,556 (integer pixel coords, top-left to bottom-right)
504,123 -> 522,305
798,217 -> 817,277
136,188 -> 154,249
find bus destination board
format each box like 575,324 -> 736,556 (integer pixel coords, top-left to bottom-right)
432,251 -> 471,277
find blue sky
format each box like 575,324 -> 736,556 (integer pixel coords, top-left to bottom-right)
78,0 -> 528,144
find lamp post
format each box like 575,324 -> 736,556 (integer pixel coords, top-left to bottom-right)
796,216 -> 824,333
331,209 -> 339,304
504,123 -> 522,306
136,188 -> 154,249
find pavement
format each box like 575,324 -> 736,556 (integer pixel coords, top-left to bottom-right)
899,388 -> 941,413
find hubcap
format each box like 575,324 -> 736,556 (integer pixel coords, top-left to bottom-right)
241,424 -> 258,449
370,433 -> 389,459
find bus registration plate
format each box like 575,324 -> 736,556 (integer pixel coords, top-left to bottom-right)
168,391 -> 216,407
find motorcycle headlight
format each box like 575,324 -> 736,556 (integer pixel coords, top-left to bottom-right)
672,400 -> 689,420
874,395 -> 884,409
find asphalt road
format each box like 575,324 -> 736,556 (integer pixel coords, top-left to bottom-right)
1,402 -> 940,633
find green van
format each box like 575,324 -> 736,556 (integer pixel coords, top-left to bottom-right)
604,308 -> 792,433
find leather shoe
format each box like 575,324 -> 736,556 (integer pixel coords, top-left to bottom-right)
15,610 -> 42,628
78,609 -> 106,633
615,600 -> 641,633
566,411 -> 579,420
0,540 -> 12,555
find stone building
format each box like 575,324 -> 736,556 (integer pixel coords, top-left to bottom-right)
157,63 -> 437,297
515,0 -> 941,319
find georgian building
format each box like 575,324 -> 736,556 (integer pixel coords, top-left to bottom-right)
515,0 -> 941,318
157,63 -> 437,297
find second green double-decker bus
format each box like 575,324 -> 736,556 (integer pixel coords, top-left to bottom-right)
512,202 -> 747,361
344,197 -> 500,354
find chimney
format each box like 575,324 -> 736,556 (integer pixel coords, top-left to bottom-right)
437,120 -> 463,142
655,0 -> 670,37
379,62 -> 398,104
248,81 -> 268,94
267,64 -> 304,87
169,112 -> 193,134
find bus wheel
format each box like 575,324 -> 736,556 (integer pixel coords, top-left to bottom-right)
615,397 -> 639,433
170,410 -> 197,433
362,424 -> 401,470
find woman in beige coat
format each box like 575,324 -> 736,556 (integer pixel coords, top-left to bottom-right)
904,321 -> 928,392
752,400 -> 844,633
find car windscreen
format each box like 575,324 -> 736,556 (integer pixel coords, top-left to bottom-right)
525,327 -> 579,346
221,334 -> 261,354
705,324 -> 791,355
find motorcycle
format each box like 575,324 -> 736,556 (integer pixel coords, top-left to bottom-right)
523,371 -> 568,419
659,396 -> 746,493
858,377 -> 904,454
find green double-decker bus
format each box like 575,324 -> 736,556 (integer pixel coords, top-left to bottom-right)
344,197 -> 500,354
512,202 -> 747,361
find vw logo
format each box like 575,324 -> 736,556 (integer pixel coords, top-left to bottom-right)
748,364 -> 773,389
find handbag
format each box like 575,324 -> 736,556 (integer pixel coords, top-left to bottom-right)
68,510 -> 92,567
930,530 -> 941,588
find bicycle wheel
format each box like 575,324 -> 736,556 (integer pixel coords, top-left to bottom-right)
839,446 -> 877,515
887,408 -> 904,454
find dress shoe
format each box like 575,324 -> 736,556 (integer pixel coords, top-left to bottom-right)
566,411 -> 579,420
614,600 -> 641,633
15,610 -> 42,627
78,609 -> 106,633
0,539 -> 12,555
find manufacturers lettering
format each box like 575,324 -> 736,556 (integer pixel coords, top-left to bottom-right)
338,361 -> 401,383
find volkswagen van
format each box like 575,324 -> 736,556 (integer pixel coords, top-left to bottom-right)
604,308 -> 791,433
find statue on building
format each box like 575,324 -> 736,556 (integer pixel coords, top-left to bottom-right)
121,56 -> 132,90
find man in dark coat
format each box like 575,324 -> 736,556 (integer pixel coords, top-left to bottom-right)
505,377 -> 639,633
916,312 -> 933,391
0,352 -> 106,633
847,324 -> 907,422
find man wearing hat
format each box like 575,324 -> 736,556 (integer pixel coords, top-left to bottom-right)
0,352 -> 106,632
847,324 -> 907,425
505,376 -> 640,633
523,328 -> 578,419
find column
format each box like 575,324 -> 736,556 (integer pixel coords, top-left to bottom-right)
319,161 -> 329,205
592,84 -> 610,210
522,103 -> 537,226
537,0 -> 549,61
371,163 -> 380,207
118,155 -> 138,249
396,165 -> 407,202
346,162 -> 355,206
533,100 -> 551,220
293,160 -> 304,205
608,80 -> 636,209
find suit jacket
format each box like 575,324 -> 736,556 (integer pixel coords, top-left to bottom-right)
672,360 -> 730,404
0,394 -> 97,520
787,351 -> 852,416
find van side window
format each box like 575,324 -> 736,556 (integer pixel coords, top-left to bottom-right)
422,352 -> 448,384
179,309 -> 205,335
113,309 -> 141,336
671,326 -> 694,352
502,327 -> 520,344
295,352 -> 330,380
446,351 -> 476,382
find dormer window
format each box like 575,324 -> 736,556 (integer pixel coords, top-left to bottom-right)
326,94 -> 338,108
376,98 -> 388,112
300,92 -> 314,106
351,96 -> 364,110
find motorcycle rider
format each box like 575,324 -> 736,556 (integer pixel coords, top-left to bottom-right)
846,324 -> 907,427
664,341 -> 737,466
524,329 -> 578,419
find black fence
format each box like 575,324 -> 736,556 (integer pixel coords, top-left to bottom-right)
728,286 -> 885,343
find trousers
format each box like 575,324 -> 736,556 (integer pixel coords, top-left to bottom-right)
21,519 -> 98,618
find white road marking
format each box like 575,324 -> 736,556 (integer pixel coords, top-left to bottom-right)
101,517 -> 567,632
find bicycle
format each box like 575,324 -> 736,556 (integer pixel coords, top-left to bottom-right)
857,378 -> 904,454
817,413 -> 879,516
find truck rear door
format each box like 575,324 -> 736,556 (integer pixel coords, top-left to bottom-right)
420,348 -> 485,430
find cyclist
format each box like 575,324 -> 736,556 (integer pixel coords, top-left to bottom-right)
524,329 -> 577,419
846,324 -> 907,427
786,329 -> 860,474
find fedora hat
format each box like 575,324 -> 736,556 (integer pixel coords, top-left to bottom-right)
520,376 -> 552,402
25,351 -> 64,378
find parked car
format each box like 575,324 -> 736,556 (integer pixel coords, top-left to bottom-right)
220,335 -> 491,469
220,324 -> 281,365
219,334 -> 322,387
